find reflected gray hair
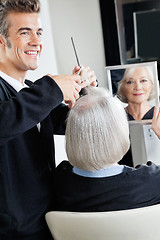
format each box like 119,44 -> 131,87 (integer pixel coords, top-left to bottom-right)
117,66 -> 155,103
65,87 -> 130,171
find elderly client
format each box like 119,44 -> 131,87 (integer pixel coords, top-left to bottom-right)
117,66 -> 155,120
117,66 -> 155,166
53,87 -> 160,212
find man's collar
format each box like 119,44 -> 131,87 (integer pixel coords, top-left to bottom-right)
0,71 -> 29,92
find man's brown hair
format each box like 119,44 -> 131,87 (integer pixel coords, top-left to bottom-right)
0,0 -> 41,39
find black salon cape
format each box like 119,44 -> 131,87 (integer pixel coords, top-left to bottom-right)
53,160 -> 160,212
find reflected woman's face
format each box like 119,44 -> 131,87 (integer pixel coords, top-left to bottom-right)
121,67 -> 153,104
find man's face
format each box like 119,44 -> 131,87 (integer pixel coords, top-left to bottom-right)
3,12 -> 43,77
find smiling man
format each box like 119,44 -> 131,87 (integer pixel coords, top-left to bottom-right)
0,0 -> 96,240
0,11 -> 43,82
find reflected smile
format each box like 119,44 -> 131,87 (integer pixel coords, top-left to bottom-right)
133,93 -> 144,96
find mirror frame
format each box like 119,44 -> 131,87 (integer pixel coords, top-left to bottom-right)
105,61 -> 159,107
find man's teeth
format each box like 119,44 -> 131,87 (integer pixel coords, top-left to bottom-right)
25,51 -> 38,55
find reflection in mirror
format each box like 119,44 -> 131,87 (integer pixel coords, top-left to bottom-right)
114,0 -> 160,64
105,61 -> 159,121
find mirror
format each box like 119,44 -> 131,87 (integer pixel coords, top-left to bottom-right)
114,0 -> 160,64
105,61 -> 159,122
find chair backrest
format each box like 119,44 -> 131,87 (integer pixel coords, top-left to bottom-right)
45,204 -> 160,240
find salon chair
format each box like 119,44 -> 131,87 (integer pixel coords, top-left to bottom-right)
45,204 -> 160,240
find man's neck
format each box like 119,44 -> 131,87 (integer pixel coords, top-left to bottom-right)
0,70 -> 29,92
0,66 -> 26,85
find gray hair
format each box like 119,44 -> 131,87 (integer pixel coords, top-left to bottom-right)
65,87 -> 130,171
0,0 -> 41,41
117,66 -> 155,103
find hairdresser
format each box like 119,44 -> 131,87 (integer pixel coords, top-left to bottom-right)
0,0 -> 97,239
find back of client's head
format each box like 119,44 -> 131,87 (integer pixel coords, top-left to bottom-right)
65,87 -> 130,171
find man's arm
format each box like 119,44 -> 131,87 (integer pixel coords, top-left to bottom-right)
47,74 -> 81,108
0,65 -> 97,143
48,65 -> 97,108
0,76 -> 64,144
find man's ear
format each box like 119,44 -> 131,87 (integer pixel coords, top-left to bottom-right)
0,34 -> 6,47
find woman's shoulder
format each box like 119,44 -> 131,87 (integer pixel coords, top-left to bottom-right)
124,161 -> 160,176
56,160 -> 73,172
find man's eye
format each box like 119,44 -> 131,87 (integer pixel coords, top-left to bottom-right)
21,32 -> 29,35
37,32 -> 42,36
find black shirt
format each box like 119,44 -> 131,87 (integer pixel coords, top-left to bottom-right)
0,76 -> 69,239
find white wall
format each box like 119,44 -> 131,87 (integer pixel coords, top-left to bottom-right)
47,0 -> 106,87
26,0 -> 106,87
25,0 -> 106,164
26,0 -> 58,81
